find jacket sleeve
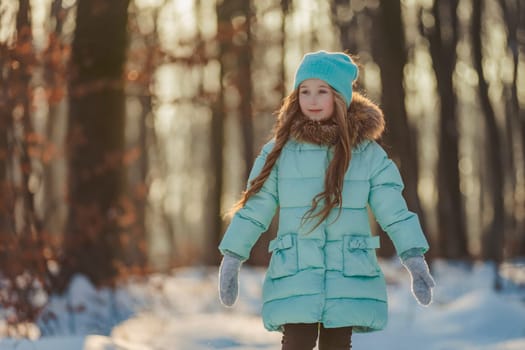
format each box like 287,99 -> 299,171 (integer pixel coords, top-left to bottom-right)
219,140 -> 279,261
367,142 -> 429,257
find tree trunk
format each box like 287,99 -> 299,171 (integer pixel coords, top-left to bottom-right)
63,0 -> 130,289
207,1 -> 231,266
372,0 -> 428,257
422,0 -> 469,260
472,0 -> 505,282
0,42 -> 11,236
42,0 -> 69,253
215,0 -> 269,266
0,0 -> 49,330
280,0 -> 291,99
498,0 -> 525,257
239,0 -> 254,184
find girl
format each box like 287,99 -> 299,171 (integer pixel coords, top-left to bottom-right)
218,51 -> 435,350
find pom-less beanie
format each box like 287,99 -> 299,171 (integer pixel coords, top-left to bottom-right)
293,51 -> 359,107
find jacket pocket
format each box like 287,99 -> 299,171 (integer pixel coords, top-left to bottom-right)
267,234 -> 298,279
342,235 -> 380,277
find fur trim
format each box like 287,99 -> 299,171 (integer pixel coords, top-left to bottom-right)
290,116 -> 339,146
290,92 -> 385,146
349,92 -> 385,144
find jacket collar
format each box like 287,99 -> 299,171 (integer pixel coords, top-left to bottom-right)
289,92 -> 384,149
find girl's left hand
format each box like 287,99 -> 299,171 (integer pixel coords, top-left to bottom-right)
402,256 -> 435,306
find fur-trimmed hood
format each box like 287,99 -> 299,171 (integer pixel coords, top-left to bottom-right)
290,92 -> 385,146
349,92 -> 385,144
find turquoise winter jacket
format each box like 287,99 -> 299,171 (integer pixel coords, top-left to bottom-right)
219,93 -> 429,333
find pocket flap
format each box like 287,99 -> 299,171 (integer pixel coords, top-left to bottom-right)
345,235 -> 380,250
268,234 -> 294,252
342,235 -> 381,277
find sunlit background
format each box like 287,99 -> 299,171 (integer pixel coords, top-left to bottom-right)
2,0 -> 524,261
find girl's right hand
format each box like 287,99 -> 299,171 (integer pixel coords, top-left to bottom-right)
402,256 -> 435,306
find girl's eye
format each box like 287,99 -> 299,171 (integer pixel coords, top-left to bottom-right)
319,89 -> 328,94
300,90 -> 309,95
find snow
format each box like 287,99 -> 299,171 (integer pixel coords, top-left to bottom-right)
1,259 -> 525,350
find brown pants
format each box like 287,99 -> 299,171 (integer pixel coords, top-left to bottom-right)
281,323 -> 353,350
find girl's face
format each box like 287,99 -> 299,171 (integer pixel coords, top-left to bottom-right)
298,79 -> 335,122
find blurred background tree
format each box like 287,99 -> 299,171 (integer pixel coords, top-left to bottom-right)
0,0 -> 523,335
62,0 -> 131,291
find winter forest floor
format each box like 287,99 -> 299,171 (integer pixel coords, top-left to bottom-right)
1,259 -> 525,350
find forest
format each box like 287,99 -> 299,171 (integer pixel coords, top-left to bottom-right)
0,0 -> 524,337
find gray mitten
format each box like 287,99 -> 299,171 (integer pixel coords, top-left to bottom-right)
402,256 -> 435,306
219,254 -> 243,307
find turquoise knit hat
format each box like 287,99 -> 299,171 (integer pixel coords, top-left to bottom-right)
293,51 -> 358,107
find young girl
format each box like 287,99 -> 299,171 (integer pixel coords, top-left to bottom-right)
218,51 -> 435,350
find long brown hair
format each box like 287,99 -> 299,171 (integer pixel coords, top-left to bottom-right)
230,88 -> 359,229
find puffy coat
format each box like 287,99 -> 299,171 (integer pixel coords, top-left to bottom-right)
219,94 -> 429,333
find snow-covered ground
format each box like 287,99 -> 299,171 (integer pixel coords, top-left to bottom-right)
1,259 -> 525,350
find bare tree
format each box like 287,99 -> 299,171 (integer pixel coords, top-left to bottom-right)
498,0 -> 525,257
208,1 -> 231,265
41,0 -> 70,255
239,1 -> 255,183
0,0 -> 49,334
420,0 -> 469,260
62,0 -> 130,289
472,0 -> 505,286
279,0 -> 292,99
372,0 -> 429,256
